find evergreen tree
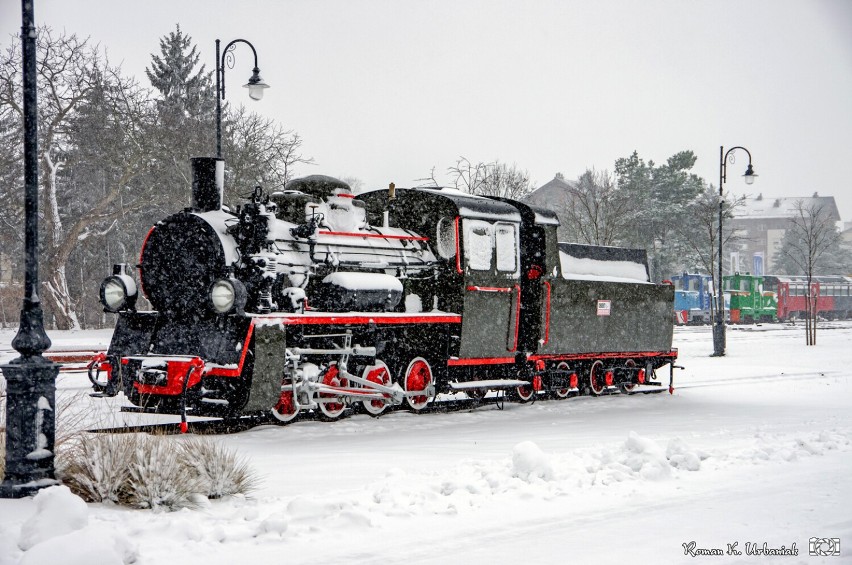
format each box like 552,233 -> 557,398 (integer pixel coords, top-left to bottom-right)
146,24 -> 214,123
145,25 -> 216,207
614,150 -> 704,279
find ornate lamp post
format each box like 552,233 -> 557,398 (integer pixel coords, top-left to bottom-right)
0,0 -> 60,498
712,145 -> 757,357
215,38 -> 269,158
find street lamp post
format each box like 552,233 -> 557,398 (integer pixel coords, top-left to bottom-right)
0,0 -> 60,498
215,38 -> 269,158
712,145 -> 757,357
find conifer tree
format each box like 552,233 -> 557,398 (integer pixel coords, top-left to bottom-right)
145,25 -> 216,206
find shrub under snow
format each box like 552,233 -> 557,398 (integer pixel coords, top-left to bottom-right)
57,433 -> 259,510
125,434 -> 203,510
58,433 -> 136,505
179,437 -> 259,499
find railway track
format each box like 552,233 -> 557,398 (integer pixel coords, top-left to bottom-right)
87,385 -> 668,435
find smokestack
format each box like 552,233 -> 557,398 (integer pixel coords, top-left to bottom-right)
191,157 -> 224,212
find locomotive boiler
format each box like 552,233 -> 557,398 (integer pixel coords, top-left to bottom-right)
90,157 -> 678,425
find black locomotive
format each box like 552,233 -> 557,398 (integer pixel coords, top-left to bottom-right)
90,157 -> 677,424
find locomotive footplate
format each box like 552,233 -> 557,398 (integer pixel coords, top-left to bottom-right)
448,379 -> 529,391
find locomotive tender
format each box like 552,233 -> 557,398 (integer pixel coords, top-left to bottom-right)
90,157 -> 677,424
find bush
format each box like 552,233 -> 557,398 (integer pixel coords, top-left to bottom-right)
125,435 -> 203,509
56,433 -> 259,510
179,437 -> 258,499
58,433 -> 137,505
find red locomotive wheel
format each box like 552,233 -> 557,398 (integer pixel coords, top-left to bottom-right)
513,383 -> 534,402
404,357 -> 432,411
272,379 -> 298,423
318,364 -> 348,420
553,361 -> 571,399
361,360 -> 392,416
621,359 -> 637,393
588,360 -> 606,396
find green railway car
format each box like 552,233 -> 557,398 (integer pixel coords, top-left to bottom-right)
722,273 -> 778,324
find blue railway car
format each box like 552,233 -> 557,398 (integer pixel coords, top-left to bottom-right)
670,273 -> 713,324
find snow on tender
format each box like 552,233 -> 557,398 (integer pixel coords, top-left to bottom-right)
560,250 -> 650,283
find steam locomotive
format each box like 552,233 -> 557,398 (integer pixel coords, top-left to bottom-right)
90,157 -> 678,424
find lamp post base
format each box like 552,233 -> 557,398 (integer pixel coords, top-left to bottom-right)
711,322 -> 727,357
0,356 -> 60,498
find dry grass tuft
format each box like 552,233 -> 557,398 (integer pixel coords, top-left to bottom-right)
124,434 -> 203,509
0,378 -> 258,507
179,437 -> 259,499
57,433 -> 259,510
58,433 -> 137,504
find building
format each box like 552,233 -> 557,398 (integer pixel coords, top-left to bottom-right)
728,193 -> 840,275
522,173 -> 575,241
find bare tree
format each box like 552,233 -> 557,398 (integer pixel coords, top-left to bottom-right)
556,168 -> 628,246
448,157 -> 532,200
670,183 -> 746,322
776,200 -> 842,345
1,28 -> 315,329
222,106 -> 312,199
0,29 -> 167,329
413,166 -> 440,188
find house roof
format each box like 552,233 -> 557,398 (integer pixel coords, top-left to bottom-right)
733,195 -> 840,221
522,174 -> 576,207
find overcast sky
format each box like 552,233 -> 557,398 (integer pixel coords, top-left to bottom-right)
3,0 -> 852,222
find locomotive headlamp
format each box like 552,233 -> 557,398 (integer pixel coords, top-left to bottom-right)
209,277 -> 247,314
100,273 -> 138,313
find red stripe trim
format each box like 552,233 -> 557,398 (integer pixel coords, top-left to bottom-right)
466,285 -> 513,293
509,284 -> 521,352
205,323 -> 256,377
137,225 -> 156,298
252,314 -> 462,326
319,230 -> 428,241
335,193 -> 355,199
528,350 -> 678,362
542,280 -> 551,345
454,216 -> 462,274
447,357 -> 516,366
179,313 -> 462,379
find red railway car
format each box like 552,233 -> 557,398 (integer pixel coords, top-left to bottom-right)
764,275 -> 852,321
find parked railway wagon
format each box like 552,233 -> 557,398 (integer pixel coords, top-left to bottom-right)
88,157 -> 678,425
671,273 -> 713,324
722,273 -> 777,324
764,275 -> 852,321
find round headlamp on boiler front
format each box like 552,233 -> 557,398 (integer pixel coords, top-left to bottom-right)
99,273 -> 138,313
209,277 -> 247,315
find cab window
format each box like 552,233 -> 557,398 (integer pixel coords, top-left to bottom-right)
495,222 -> 518,273
464,220 -> 493,271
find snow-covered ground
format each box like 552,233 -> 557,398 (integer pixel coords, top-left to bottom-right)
1,322 -> 851,564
